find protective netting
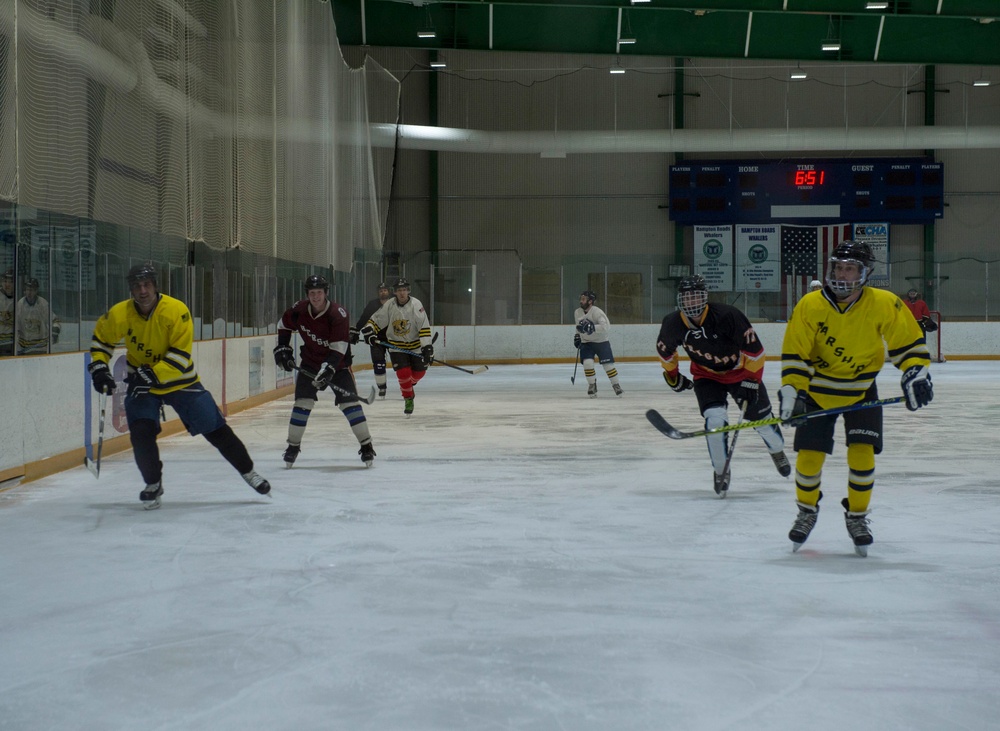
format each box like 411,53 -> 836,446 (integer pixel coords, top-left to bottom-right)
0,0 -> 398,269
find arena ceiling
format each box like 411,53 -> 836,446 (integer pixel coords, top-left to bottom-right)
330,0 -> 1000,66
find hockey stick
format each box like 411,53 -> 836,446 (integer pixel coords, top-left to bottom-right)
380,341 -> 488,375
647,395 -> 908,441
292,366 -> 377,404
720,401 -> 748,476
571,345 -> 580,384
85,391 -> 108,479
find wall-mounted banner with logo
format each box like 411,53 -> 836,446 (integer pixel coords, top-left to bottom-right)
693,225 -> 733,292
735,225 -> 781,292
851,222 -> 890,288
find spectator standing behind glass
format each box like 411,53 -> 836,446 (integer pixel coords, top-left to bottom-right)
903,288 -> 937,334
15,278 -> 60,354
0,269 -> 14,356
349,281 -> 392,400
88,263 -> 271,509
809,279 -> 824,293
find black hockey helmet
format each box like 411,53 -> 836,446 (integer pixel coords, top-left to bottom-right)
580,289 -> 597,305
677,274 -> 709,320
304,274 -> 329,293
24,277 -> 39,289
393,277 -> 410,291
126,262 -> 157,287
377,281 -> 390,292
907,288 -> 919,298
1,268 -> 12,282
827,240 -> 874,297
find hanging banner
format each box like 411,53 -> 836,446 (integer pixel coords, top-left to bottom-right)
693,225 -> 733,292
852,223 -> 890,288
735,224 -> 781,292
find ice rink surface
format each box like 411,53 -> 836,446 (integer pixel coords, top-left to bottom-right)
2,360 -> 999,731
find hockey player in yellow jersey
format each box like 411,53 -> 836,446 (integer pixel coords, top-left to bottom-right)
88,263 -> 270,508
779,241 -> 932,556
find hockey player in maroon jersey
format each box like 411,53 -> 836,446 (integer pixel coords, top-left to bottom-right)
656,275 -> 790,496
349,281 -> 392,399
274,274 -> 376,468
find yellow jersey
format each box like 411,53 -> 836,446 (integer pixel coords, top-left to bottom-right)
90,294 -> 200,395
781,287 -> 929,410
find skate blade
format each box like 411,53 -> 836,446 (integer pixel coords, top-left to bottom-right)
854,545 -> 869,557
143,497 -> 162,510
284,462 -> 294,470
791,541 -> 804,552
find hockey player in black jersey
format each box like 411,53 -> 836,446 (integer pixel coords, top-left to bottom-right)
656,275 -> 790,496
350,282 -> 392,399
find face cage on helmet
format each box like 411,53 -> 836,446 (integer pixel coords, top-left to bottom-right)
677,290 -> 708,320
826,257 -> 871,298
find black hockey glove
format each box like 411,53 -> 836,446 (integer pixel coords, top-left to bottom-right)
901,365 -> 933,411
360,325 -> 378,345
921,315 -> 938,333
421,344 -> 434,366
735,379 -> 760,408
273,344 -> 295,372
127,365 -> 158,398
576,319 -> 595,335
664,371 -> 693,393
573,333 -> 581,348
778,385 -> 810,426
312,362 -> 335,391
349,327 -> 360,345
88,361 -> 116,395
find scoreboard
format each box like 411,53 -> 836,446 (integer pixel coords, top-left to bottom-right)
668,158 -> 944,224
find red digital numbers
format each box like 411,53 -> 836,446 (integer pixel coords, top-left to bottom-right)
794,170 -> 825,186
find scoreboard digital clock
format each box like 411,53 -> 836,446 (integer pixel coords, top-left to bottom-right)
668,158 -> 944,225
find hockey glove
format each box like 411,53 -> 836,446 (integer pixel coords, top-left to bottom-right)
901,365 -> 933,411
349,327 -> 360,345
127,365 -> 158,398
664,371 -> 693,393
735,379 -> 760,408
273,344 -> 295,372
573,333 -> 581,348
360,325 -> 378,345
88,361 -> 117,395
576,319 -> 595,335
921,315 -> 938,333
421,344 -> 434,367
312,362 -> 335,391
52,323 -> 60,344
778,384 -> 810,426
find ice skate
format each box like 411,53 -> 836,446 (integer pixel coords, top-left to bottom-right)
842,498 -> 873,557
140,480 -> 163,510
713,468 -> 730,498
241,470 -> 271,495
771,450 -> 792,477
612,383 -> 623,397
404,397 -> 414,416
283,443 -> 300,469
359,441 -> 376,467
378,387 -> 387,400
789,500 -> 819,551
587,383 -> 598,398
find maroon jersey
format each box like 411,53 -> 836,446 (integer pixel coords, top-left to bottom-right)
277,299 -> 353,371
656,303 -> 766,386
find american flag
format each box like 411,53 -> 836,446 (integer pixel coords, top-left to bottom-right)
781,223 -> 851,314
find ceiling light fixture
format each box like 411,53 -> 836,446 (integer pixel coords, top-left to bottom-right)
973,79 -> 991,87
618,37 -> 636,45
790,64 -> 807,80
865,1 -> 889,9
430,61 -> 446,68
417,30 -> 436,39
418,7 -> 436,40
630,0 -> 650,4
822,15 -> 841,53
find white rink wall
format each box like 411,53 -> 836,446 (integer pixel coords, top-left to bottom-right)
1,322 -> 997,480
